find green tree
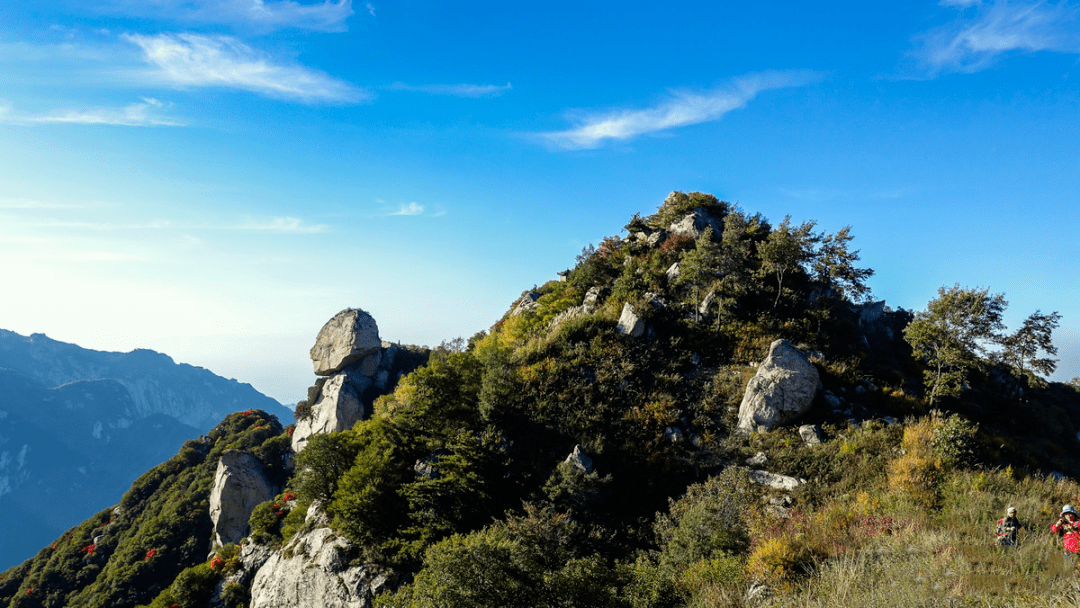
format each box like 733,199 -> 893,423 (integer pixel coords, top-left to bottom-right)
903,285 -> 1007,406
810,226 -> 874,302
676,226 -> 720,320
757,216 -> 818,309
1000,310 -> 1061,377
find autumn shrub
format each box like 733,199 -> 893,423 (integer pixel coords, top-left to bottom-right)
888,417 -> 941,508
745,537 -> 801,583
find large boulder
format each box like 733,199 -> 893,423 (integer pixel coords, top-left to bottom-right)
616,303 -> 645,338
310,309 -> 381,376
737,340 -> 820,433
248,527 -> 387,608
291,372 -> 370,453
209,450 -> 276,547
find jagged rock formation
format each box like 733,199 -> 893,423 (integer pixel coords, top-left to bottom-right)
248,526 -> 387,608
293,311 -> 429,453
209,450 -> 277,547
737,339 -> 821,433
564,445 -> 594,474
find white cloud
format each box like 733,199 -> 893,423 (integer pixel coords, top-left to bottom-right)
940,0 -> 982,7
916,1 -> 1080,74
365,2 -> 376,17
102,0 -> 355,32
0,98 -> 184,127
391,202 -> 424,216
124,32 -> 368,103
387,82 -> 512,98
538,70 -> 820,150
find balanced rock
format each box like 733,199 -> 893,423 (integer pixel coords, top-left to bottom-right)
617,303 -> 645,338
292,372 -> 370,453
310,309 -> 381,376
248,527 -> 386,608
209,450 -> 276,547
737,340 -> 821,433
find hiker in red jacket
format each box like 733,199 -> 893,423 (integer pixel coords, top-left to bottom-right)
1052,504 -> 1080,554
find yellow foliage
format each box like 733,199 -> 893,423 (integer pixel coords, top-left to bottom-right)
854,492 -> 879,516
745,537 -> 800,582
887,418 -> 941,507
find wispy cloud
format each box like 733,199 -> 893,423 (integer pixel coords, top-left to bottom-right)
538,70 -> 820,150
387,82 -> 512,98
365,2 -> 376,17
237,217 -> 327,232
124,32 -> 368,103
0,98 -> 184,127
101,0 -> 355,33
915,1 -> 1080,75
391,202 -> 424,216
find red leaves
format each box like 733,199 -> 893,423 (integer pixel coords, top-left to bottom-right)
82,544 -> 95,555
144,549 -> 157,561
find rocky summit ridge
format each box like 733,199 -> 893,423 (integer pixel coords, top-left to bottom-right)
3,190 -> 1080,607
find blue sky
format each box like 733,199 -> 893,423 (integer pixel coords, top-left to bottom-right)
1,0 -> 1078,405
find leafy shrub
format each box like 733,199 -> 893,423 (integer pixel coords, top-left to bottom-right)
654,467 -> 755,569
932,413 -> 980,469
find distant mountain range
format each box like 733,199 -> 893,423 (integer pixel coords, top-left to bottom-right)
0,330 -> 290,570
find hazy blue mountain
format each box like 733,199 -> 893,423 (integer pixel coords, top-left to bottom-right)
0,331 -> 291,570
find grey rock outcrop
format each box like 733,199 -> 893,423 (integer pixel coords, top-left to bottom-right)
749,470 -> 805,491
511,291 -> 542,317
584,287 -> 607,307
209,450 -> 276,547
248,527 -> 387,608
209,540 -> 275,608
799,424 -> 824,446
310,309 -> 382,376
746,452 -> 768,467
617,303 -> 645,338
666,263 -> 681,282
564,445 -> 594,474
698,289 -> 716,316
737,340 -> 821,433
668,208 -> 724,240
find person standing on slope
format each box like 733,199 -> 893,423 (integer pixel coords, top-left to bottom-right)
1052,504 -> 1080,556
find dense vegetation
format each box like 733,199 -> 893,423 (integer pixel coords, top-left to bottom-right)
3,191 -> 1078,607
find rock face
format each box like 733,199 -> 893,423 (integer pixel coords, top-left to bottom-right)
310,309 -> 382,376
292,373 -> 369,453
737,340 -> 821,433
617,303 -> 645,338
209,450 -> 277,547
668,208 -> 724,239
248,527 -> 387,608
294,311 -> 430,453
